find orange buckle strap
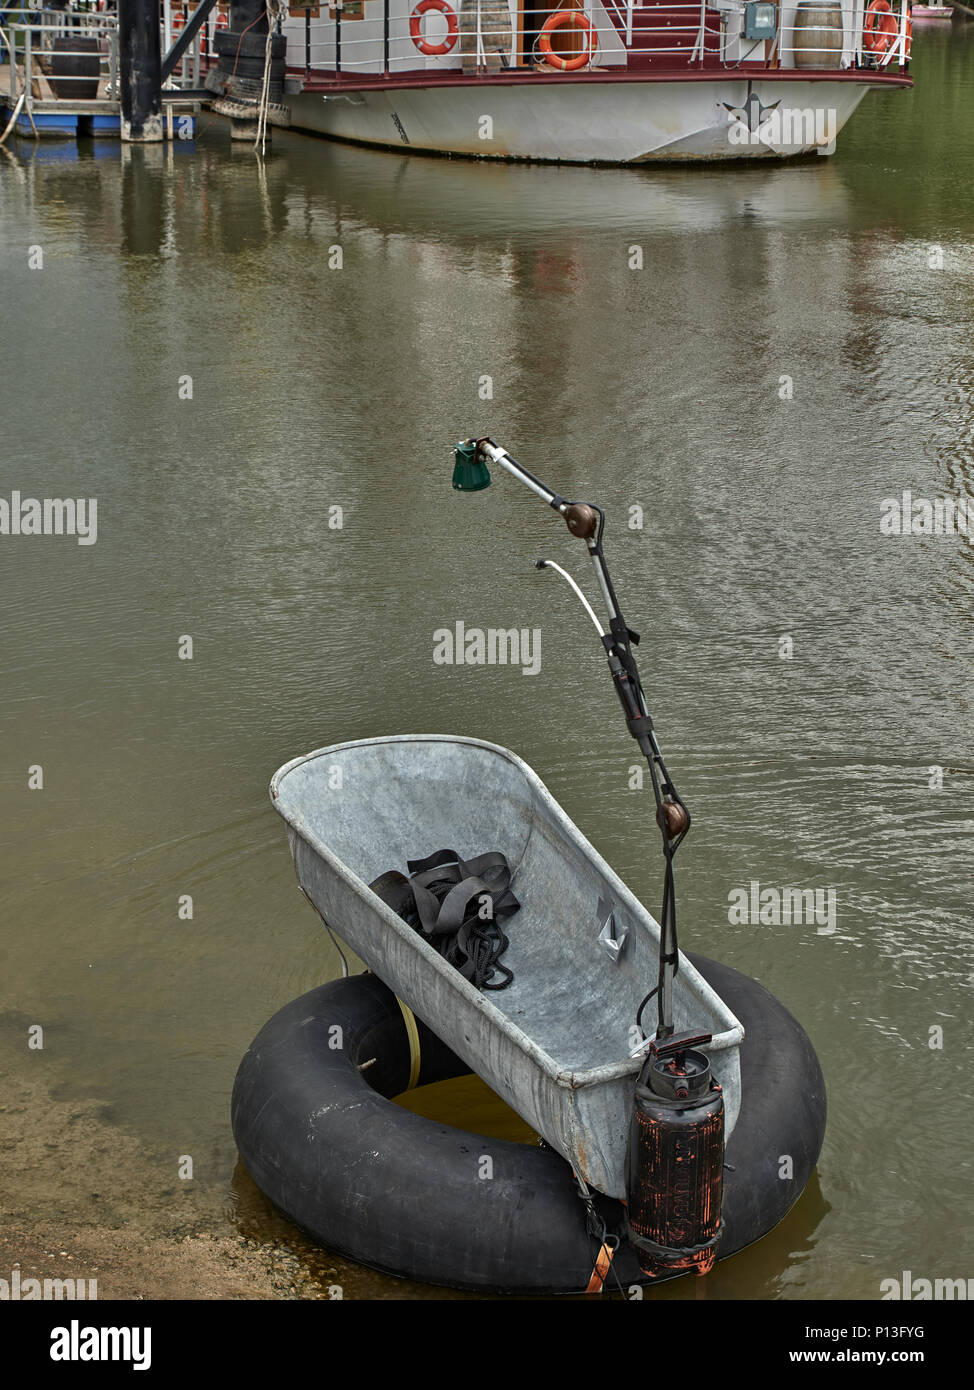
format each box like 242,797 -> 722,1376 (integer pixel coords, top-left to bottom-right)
585,1240 -> 615,1295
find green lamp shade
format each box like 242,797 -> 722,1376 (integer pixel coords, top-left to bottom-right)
452,441 -> 491,492
744,0 -> 776,39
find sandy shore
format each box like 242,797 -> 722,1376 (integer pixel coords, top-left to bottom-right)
0,1069 -> 340,1300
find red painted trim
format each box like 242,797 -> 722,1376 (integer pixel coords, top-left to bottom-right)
288,66 -> 913,93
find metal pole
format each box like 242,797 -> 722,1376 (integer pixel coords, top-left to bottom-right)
0,89 -> 24,145
477,440 -> 562,508
162,0 -> 220,79
119,0 -> 163,141
468,436 -> 691,1041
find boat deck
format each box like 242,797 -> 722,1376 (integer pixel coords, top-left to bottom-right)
290,63 -> 914,94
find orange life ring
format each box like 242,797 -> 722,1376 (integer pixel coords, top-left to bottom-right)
539,10 -> 594,72
863,0 -> 912,60
410,0 -> 459,56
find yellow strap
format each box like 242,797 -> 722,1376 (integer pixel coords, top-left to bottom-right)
396,997 -> 422,1091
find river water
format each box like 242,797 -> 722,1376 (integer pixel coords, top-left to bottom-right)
1,27 -> 972,1300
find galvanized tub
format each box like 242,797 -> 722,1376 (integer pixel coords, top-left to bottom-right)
270,735 -> 744,1199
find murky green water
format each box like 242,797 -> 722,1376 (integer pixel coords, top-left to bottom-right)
1,28 -> 972,1300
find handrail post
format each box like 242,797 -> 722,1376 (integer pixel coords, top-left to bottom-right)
24,26 -> 31,116
690,0 -> 705,64
384,0 -> 390,73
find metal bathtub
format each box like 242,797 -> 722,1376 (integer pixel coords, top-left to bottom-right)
270,734 -> 743,1199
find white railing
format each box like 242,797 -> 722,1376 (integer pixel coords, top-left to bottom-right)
612,0 -> 912,69
1,9 -> 118,113
0,3 -> 222,122
288,0 -> 913,77
163,1 -> 229,86
299,6 -> 712,73
163,0 -> 198,88
602,0 -> 630,31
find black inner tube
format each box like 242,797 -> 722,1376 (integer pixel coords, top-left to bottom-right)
231,954 -> 826,1295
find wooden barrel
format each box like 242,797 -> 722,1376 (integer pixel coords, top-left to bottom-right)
792,1 -> 844,70
48,36 -> 101,101
459,0 -> 514,74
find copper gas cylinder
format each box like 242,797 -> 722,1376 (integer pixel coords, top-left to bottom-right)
624,1032 -> 724,1278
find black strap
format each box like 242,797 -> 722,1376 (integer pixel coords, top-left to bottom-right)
370,849 -> 519,991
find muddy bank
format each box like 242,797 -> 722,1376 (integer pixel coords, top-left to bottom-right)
0,1065 -> 340,1300
0,1221 -> 322,1301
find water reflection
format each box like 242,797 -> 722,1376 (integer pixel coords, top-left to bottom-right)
1,29 -> 971,1300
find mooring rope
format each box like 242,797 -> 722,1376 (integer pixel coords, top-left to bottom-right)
256,0 -> 288,155
255,27 -> 273,153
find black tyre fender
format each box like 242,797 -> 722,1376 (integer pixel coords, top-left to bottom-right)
214,58 -> 286,83
231,954 -> 826,1294
215,76 -> 285,104
214,30 -> 287,61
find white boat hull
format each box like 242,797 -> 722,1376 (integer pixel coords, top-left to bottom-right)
286,78 -> 871,164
